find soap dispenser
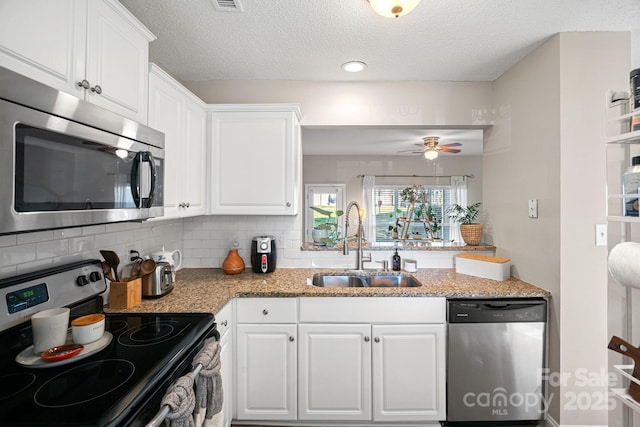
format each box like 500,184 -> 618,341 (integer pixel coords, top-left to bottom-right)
392,249 -> 401,271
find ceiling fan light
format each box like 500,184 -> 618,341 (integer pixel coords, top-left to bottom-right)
424,150 -> 438,160
368,0 -> 421,18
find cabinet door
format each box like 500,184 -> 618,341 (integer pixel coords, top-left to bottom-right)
220,327 -> 233,427
298,323 -> 371,421
0,0 -> 84,91
148,71 -> 183,218
182,98 -> 207,217
210,110 -> 300,215
372,324 -> 446,422
85,0 -> 149,122
236,324 -> 297,420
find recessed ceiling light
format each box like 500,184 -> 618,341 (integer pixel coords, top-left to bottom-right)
341,61 -> 367,73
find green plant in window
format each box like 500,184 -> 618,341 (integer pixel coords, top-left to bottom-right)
310,206 -> 344,245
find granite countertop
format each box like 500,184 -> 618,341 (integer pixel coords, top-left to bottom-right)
105,268 -> 551,315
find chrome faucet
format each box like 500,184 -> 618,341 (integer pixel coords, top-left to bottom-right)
343,201 -> 370,271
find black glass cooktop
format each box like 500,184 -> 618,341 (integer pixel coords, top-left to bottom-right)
0,312 -> 215,426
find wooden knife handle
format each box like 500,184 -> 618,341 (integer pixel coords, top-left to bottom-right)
608,335 -> 640,401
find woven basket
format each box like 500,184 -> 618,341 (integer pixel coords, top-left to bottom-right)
460,224 -> 483,246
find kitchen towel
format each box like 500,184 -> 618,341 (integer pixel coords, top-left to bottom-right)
608,242 -> 640,289
194,339 -> 223,427
161,372 -> 196,427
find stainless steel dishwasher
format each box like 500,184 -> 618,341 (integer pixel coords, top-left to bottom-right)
447,299 -> 547,424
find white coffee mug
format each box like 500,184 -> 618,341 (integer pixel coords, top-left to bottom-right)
151,249 -> 182,271
31,307 -> 70,354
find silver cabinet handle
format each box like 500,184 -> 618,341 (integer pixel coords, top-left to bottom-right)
221,320 -> 228,327
286,202 -> 291,207
289,336 -> 295,342
262,309 -> 268,315
77,79 -> 90,89
185,202 -> 190,208
364,336 -> 370,342
374,337 -> 380,343
91,84 -> 102,94
179,202 -> 191,208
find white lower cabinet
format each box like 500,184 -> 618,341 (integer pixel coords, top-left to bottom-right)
232,297 -> 446,425
235,298 -> 298,421
372,324 -> 446,422
235,323 -> 297,420
298,324 -> 372,421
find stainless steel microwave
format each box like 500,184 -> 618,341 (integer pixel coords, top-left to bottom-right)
0,67 -> 164,235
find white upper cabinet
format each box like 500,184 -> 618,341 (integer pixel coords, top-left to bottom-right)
0,0 -> 154,123
148,64 -> 207,218
208,105 -> 302,215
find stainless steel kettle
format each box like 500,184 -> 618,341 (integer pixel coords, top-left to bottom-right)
142,261 -> 175,298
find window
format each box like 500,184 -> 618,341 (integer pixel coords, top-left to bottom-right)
304,184 -> 345,244
372,185 -> 452,242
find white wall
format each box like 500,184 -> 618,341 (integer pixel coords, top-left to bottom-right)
485,31 -> 629,425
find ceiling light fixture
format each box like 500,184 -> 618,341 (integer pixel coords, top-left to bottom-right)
423,150 -> 438,160
341,61 -> 367,73
368,0 -> 421,18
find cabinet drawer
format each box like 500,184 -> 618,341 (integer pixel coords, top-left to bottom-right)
216,302 -> 233,338
236,298 -> 297,323
299,297 -> 445,323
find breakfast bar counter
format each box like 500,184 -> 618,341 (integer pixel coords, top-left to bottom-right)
106,268 -> 551,314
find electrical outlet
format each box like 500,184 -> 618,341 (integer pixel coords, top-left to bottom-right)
595,224 -> 607,246
528,199 -> 538,218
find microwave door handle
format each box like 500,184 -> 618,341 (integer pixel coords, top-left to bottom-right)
130,152 -> 156,208
130,153 -> 142,208
146,151 -> 156,208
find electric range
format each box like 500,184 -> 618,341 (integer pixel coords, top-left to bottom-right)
0,259 -> 217,426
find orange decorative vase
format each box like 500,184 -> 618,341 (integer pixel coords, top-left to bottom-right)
222,249 -> 245,275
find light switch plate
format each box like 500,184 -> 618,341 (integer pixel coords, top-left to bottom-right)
595,223 -> 607,246
528,199 -> 538,218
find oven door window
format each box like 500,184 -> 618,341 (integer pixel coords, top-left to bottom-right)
15,124 -> 137,211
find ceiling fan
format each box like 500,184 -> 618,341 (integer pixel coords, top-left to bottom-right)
400,136 -> 462,160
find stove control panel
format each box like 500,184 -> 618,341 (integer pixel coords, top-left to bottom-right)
0,259 -> 106,331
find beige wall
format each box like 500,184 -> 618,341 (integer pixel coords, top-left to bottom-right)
486,32 -> 629,425
186,80 -> 493,127
304,154 -> 483,207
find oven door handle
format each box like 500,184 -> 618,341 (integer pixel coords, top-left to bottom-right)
145,363 -> 203,427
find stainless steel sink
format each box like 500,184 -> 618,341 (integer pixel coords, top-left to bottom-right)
311,275 -> 365,287
311,273 -> 421,288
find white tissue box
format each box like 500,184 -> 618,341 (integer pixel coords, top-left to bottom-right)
455,253 -> 511,281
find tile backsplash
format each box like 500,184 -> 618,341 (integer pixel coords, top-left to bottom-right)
0,219 -> 183,280
0,214 -> 477,279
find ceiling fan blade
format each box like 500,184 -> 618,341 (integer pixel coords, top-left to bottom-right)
398,149 -> 425,153
442,142 -> 462,147
440,147 -> 461,153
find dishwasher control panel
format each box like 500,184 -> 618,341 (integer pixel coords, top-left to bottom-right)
448,298 -> 547,323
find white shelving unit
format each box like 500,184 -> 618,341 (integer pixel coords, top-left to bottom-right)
607,92 -> 640,424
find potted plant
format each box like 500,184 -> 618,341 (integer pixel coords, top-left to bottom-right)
447,202 -> 483,245
310,206 -> 343,246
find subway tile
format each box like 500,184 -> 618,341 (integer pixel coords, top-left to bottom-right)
82,224 -> 106,236
0,243 -> 37,266
53,228 -> 83,240
17,230 -> 54,245
0,234 -> 17,248
37,239 -> 69,259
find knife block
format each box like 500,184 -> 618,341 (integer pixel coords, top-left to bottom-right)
109,278 -> 142,309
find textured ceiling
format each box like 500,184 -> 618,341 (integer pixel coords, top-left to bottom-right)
119,0 -> 640,156
119,0 -> 640,82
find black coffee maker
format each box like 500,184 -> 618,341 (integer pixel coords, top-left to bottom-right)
251,236 -> 277,273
